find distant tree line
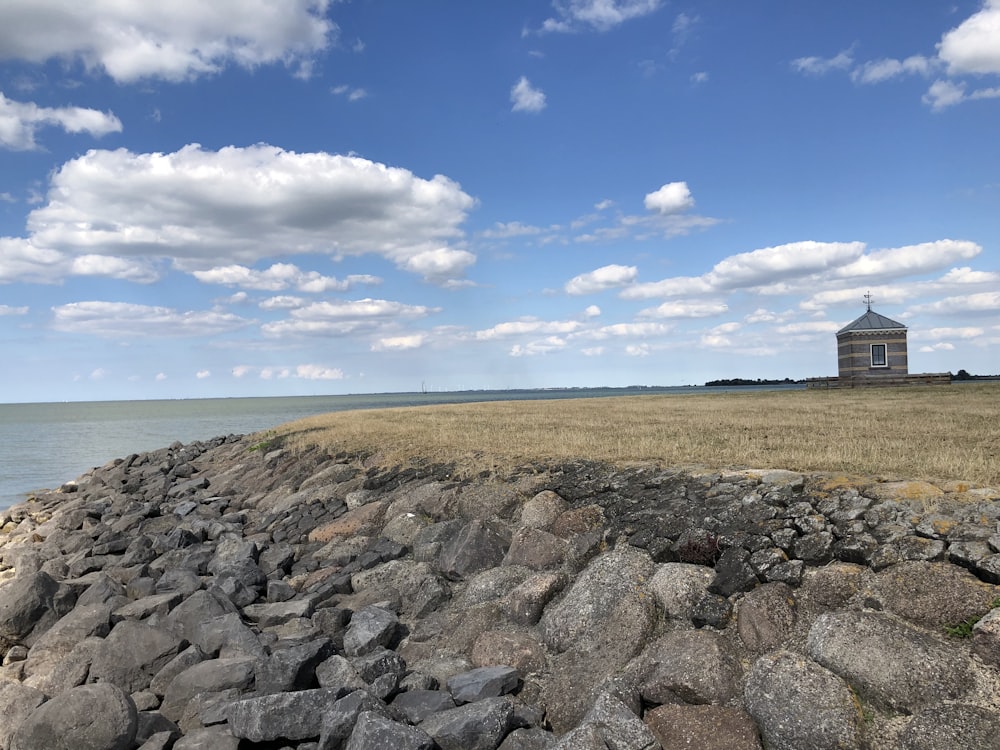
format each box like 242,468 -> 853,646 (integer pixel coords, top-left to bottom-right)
951,370 -> 999,381
703,377 -> 804,387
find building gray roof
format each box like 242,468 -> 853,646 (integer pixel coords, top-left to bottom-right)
837,309 -> 907,335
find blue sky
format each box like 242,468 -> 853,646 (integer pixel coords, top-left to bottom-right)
1,1 -> 998,402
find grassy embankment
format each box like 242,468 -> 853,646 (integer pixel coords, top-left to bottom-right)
273,383 -> 1000,487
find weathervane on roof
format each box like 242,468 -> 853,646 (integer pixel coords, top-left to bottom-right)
864,291 -> 873,312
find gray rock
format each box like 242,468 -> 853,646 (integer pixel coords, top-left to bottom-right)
583,692 -> 659,750
439,520 -> 509,580
550,722 -> 606,749
318,689 -> 390,750
447,665 -> 521,703
0,571 -> 75,650
900,703 -> 1000,750
807,610 -> 973,713
635,630 -> 741,705
540,546 -> 656,656
507,572 -> 566,626
419,696 -> 515,750
708,547 -> 758,597
503,527 -> 568,570
148,644 -> 205,696
22,602 -> 113,683
737,582 -> 797,653
345,710 -> 435,750
159,657 -> 255,722
226,687 -> 343,742
343,605 -> 399,657
498,727 -> 557,749
256,637 -> 334,694
88,619 -> 187,693
644,704 -> 762,750
648,563 -> 714,622
391,689 -> 457,724
744,650 -> 862,750
972,607 -> 1000,667
316,653 -> 367,692
11,683 -> 137,750
171,726 -> 239,750
0,682 -> 47,750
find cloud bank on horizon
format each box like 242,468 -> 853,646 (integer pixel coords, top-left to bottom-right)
0,0 -> 998,401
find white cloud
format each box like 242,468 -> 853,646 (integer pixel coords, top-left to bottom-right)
565,264 -> 637,295
791,49 -> 854,76
581,346 -> 605,356
919,326 -> 985,340
938,266 -> 1000,284
923,79 -> 968,110
196,370 -> 211,379
583,305 -> 601,318
511,77 -> 546,113
907,291 -> 1000,315
155,372 -> 167,381
577,321 -> 674,340
638,300 -> 728,318
644,182 -> 695,214
259,295 -> 305,310
0,304 -> 28,315
69,254 -> 160,283
193,262 -> 380,292
0,0 -> 335,83
0,92 -> 121,150
937,0 -> 1000,75
625,343 -> 650,356
51,300 -> 251,337
851,55 -> 934,84
403,248 -> 476,281
538,0 -> 663,33
480,221 -> 546,239
296,364 -> 346,380
332,85 -> 368,101
262,297 -> 435,337
90,368 -> 109,380
919,342 -> 955,352
0,238 -> 66,284
21,144 -> 477,284
832,240 -> 980,280
709,241 -> 865,290
510,336 -> 568,356
371,334 -> 425,351
620,275 -> 713,300
476,318 -> 581,340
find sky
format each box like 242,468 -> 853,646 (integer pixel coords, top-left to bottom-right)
1,1 -> 999,403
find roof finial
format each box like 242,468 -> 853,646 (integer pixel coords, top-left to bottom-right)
864,291 -> 872,312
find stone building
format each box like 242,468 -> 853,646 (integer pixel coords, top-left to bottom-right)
836,303 -> 908,383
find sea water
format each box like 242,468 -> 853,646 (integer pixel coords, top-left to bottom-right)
0,385 -> 801,511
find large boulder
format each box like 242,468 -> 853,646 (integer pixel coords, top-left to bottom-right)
807,610 -> 974,713
0,571 -> 76,651
744,650 -> 863,750
88,619 -> 187,693
10,683 -> 137,750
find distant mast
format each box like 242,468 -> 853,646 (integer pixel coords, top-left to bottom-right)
864,291 -> 873,312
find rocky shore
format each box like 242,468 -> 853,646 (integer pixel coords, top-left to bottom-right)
2,433 -> 1000,750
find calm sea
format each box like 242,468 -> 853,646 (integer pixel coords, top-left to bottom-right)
0,385 -> 801,511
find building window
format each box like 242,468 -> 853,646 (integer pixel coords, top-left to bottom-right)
871,343 -> 887,367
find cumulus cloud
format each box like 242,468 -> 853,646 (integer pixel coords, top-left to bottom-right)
638,300 -> 728,318
0,304 -> 28,315
907,291 -> 1000,315
19,144 -> 476,285
564,264 -> 637,295
537,0 -> 663,33
937,0 -> 1000,75
511,77 -> 546,113
0,92 -> 122,150
510,336 -> 568,356
851,55 -> 934,84
0,238 -> 67,284
371,334 -> 425,351
0,0 -> 335,82
262,297 -> 436,337
193,262 -> 380,292
296,364 -> 346,380
51,300 -> 251,337
791,49 -> 854,76
195,370 -> 211,379
923,79 -> 968,111
476,318 -> 582,340
644,182 -> 695,214
709,241 -> 865,289
832,240 -> 980,280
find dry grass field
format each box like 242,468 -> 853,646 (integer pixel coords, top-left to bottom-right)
274,382 -> 1000,486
